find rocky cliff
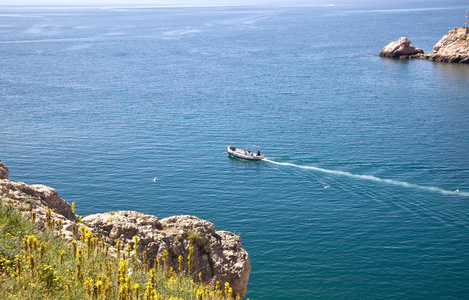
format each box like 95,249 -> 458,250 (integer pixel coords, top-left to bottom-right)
0,162 -> 250,298
0,160 -> 8,179
380,27 -> 469,63
430,27 -> 469,63
83,212 -> 250,298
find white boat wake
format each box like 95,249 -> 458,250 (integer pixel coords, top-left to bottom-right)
265,159 -> 468,197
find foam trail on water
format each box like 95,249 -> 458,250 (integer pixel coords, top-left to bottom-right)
265,159 -> 469,197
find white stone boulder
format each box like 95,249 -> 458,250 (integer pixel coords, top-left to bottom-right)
379,37 -> 424,57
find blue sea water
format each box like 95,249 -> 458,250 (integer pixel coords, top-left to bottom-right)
1,1 -> 469,299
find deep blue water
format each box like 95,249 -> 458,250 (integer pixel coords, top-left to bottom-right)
1,2 -> 469,299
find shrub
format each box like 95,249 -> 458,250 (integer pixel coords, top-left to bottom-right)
187,230 -> 200,244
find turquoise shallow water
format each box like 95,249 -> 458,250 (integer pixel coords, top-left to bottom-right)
1,2 -> 469,299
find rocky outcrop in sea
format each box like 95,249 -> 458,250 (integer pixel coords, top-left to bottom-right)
380,27 -> 469,63
0,161 -> 250,298
379,37 -> 423,58
430,27 -> 469,63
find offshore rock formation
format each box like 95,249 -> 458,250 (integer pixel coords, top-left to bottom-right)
379,37 -> 423,57
430,27 -> 469,63
83,212 -> 251,298
0,161 -> 251,298
380,28 -> 469,63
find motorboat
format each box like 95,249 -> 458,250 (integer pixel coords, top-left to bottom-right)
227,146 -> 264,161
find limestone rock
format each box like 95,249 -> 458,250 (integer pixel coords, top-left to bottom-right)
83,212 -> 251,298
0,179 -> 76,221
380,28 -> 469,63
430,27 -> 469,63
0,160 -> 251,298
379,37 -> 424,58
0,179 -> 78,241
0,160 -> 8,179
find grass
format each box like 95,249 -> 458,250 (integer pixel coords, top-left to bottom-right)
186,230 -> 200,245
0,199 -> 243,300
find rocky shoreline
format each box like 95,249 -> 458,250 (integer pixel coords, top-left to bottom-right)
380,27 -> 469,63
0,160 -> 250,298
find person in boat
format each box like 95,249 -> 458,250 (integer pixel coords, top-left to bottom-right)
257,149 -> 261,156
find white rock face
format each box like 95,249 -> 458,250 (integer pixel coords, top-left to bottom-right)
379,28 -> 469,63
379,37 -> 424,57
431,27 -> 469,63
0,160 -> 251,298
0,179 -> 76,221
0,178 -> 78,241
83,212 -> 251,298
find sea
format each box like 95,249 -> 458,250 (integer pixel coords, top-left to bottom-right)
1,1 -> 469,299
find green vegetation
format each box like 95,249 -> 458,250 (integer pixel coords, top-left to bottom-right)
186,230 -> 200,245
0,199 -> 241,300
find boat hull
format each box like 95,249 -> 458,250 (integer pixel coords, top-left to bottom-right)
227,146 -> 264,160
